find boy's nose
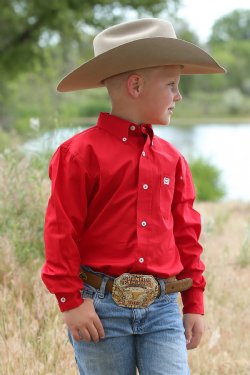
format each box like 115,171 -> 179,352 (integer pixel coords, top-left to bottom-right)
175,90 -> 182,102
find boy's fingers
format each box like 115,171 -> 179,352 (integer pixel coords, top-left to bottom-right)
184,327 -> 192,345
87,323 -> 101,343
94,315 -> 105,339
71,327 -> 84,342
186,331 -> 202,350
73,317 -> 105,343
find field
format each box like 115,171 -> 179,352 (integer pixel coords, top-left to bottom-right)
0,153 -> 250,374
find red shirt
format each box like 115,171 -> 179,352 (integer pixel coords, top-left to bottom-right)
42,112 -> 205,314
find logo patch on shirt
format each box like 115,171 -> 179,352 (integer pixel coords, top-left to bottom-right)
163,177 -> 170,185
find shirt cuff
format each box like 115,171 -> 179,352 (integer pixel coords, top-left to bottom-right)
55,290 -> 83,312
181,287 -> 204,315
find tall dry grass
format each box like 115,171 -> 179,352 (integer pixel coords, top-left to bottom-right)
188,202 -> 250,374
0,152 -> 250,374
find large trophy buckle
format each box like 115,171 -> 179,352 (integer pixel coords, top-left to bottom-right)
112,273 -> 159,308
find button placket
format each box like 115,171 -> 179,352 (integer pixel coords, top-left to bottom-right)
137,133 -> 153,239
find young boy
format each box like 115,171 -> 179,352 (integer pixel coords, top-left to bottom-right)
41,18 -> 225,375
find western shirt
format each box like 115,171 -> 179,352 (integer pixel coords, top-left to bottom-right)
42,112 -> 205,313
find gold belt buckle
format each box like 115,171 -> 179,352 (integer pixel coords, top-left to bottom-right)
112,273 -> 159,308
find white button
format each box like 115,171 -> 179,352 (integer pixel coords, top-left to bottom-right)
141,221 -> 147,227
143,184 -> 149,190
142,151 -> 146,157
60,297 -> 66,303
139,258 -> 144,263
151,141 -> 154,146
130,125 -> 136,131
122,137 -> 127,142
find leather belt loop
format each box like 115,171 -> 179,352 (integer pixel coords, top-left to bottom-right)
98,276 -> 109,298
158,279 -> 166,297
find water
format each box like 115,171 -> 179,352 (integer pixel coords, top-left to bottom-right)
155,124 -> 250,201
24,123 -> 250,201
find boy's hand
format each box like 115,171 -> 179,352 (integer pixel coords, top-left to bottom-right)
63,298 -> 105,343
183,313 -> 204,350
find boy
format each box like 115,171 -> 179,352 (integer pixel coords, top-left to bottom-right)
41,18 -> 225,375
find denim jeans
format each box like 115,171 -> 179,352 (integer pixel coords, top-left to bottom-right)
68,268 -> 190,375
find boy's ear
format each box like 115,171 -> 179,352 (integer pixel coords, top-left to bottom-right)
127,74 -> 143,98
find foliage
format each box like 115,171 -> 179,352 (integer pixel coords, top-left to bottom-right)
223,88 -> 244,114
0,150 -> 50,263
1,6 -> 250,131
189,157 -> 226,201
210,9 -> 250,44
208,10 -> 250,94
0,0 -> 180,81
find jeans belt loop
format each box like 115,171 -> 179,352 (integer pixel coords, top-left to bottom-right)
99,276 -> 109,298
158,279 -> 166,297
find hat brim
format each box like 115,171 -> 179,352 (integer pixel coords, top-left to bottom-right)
57,37 -> 226,92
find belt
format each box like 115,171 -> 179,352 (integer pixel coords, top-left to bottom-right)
80,269 -> 193,308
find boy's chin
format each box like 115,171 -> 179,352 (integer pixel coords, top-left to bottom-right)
156,118 -> 171,126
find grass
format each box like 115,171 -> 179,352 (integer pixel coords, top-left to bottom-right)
0,152 -> 250,374
188,202 -> 250,374
236,223 -> 250,268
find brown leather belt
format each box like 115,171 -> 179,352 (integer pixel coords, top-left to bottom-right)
80,269 -> 192,308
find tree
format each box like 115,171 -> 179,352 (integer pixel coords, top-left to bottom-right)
0,0 -> 181,81
208,9 -> 250,94
172,19 -> 200,96
210,9 -> 250,45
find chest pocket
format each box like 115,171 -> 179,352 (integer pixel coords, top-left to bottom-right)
160,174 -> 174,219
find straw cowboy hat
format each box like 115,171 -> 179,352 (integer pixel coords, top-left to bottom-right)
57,18 -> 225,92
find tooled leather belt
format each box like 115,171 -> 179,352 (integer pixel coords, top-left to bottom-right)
80,269 -> 193,308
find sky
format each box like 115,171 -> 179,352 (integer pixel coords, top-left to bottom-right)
177,0 -> 250,42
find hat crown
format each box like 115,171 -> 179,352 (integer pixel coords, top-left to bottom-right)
94,18 -> 177,56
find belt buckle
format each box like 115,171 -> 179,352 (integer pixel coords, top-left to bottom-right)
112,273 -> 159,308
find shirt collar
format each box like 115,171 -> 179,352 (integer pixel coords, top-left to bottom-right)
97,112 -> 154,143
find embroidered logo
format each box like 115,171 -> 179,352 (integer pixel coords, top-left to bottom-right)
163,177 -> 170,185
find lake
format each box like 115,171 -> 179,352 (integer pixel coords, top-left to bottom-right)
24,123 -> 250,201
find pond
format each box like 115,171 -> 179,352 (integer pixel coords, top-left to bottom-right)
24,123 -> 250,202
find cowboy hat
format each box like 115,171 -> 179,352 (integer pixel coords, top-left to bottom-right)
57,18 -> 226,92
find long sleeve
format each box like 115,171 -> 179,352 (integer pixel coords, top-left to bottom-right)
172,156 -> 206,314
41,145 -> 90,311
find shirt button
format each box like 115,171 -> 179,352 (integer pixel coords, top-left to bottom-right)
141,221 -> 147,227
130,125 -> 136,131
60,297 -> 66,303
122,137 -> 127,142
143,184 -> 149,190
142,151 -> 146,157
139,258 -> 144,263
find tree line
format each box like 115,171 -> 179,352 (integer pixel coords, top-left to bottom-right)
0,1 -> 249,130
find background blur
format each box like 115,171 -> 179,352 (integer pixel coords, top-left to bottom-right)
1,0 -> 250,135
0,1 -> 250,374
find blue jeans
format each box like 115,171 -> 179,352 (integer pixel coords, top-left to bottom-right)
68,268 -> 190,375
